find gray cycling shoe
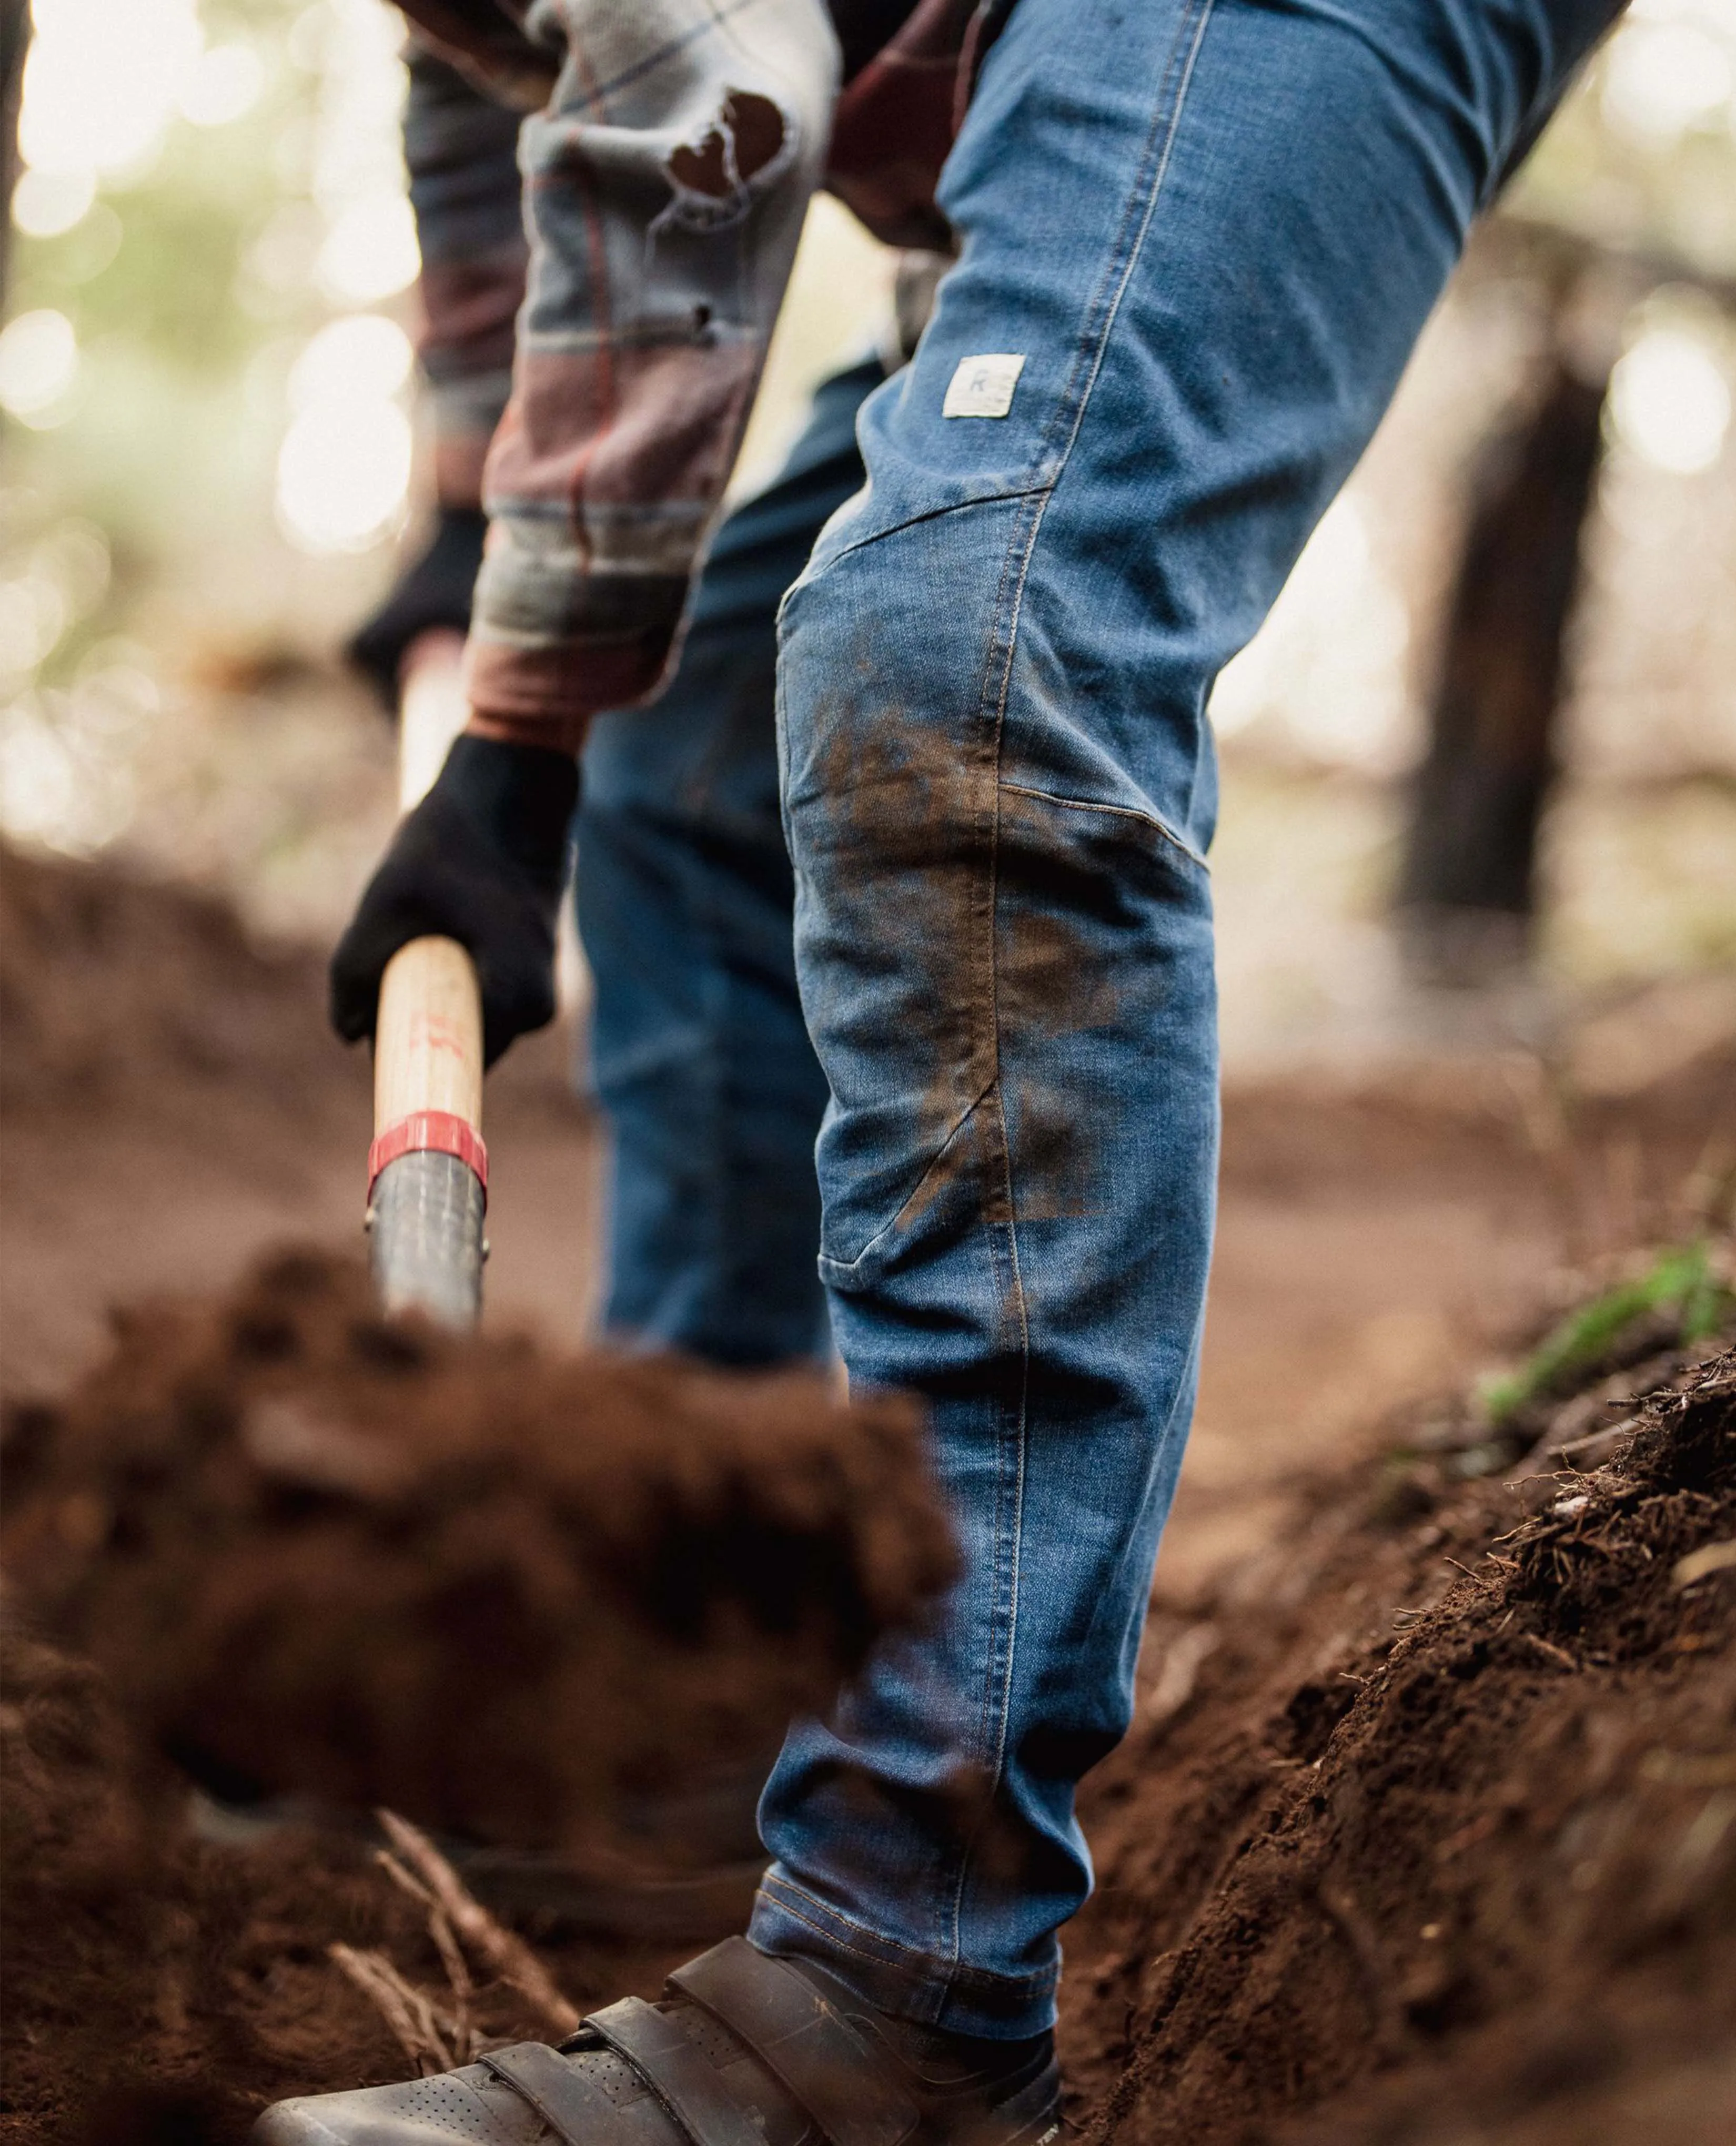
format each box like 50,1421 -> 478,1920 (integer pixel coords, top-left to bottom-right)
254,1936 -> 1061,2146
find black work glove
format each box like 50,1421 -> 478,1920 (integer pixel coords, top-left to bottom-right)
346,508 -> 488,708
330,733 -> 579,1068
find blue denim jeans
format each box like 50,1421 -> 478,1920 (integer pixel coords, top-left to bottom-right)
578,361 -> 881,1366
733,0 -> 1619,2038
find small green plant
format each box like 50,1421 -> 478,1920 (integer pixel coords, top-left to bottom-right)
1481,1242 -> 1730,1427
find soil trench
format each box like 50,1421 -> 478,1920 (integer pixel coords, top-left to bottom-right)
1059,1344 -> 1736,2145
3,845 -> 1734,2143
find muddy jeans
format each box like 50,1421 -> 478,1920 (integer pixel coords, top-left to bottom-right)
735,0 -> 1621,2038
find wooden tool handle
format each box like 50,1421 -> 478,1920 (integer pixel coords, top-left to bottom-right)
374,935 -> 484,1135
367,634 -> 489,1328
368,936 -> 488,1329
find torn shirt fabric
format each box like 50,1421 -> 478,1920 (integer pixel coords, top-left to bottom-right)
393,0 -> 988,748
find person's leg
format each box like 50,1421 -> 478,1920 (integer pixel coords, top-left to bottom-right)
579,360 -> 885,1368
752,0 -> 1621,2032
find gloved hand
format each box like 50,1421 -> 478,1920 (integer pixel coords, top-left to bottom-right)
330,733 -> 579,1067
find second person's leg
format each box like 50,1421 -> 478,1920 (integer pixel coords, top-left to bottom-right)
578,361 -> 884,1368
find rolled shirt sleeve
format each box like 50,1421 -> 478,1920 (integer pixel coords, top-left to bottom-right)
463,0 -> 841,751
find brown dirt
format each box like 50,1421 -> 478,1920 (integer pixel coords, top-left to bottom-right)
1,1617 -> 697,2145
6,1328 -> 1730,2146
1058,1342 -> 1736,2145
2,1247 -> 954,1853
0,844 -> 603,1391
6,842 -> 1736,2144
0,838 -> 338,1123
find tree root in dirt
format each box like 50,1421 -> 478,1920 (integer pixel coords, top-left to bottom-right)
371,1810 -> 580,2041
321,1812 -> 581,2087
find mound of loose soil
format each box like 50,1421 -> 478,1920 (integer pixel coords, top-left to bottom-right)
2,1246 -> 955,1853
1062,1341 -> 1736,2144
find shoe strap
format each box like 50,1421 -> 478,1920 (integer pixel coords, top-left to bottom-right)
587,1996 -> 766,2146
481,2041 -> 670,2146
670,1937 -> 920,2146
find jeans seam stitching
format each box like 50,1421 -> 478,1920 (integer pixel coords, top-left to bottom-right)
998,782 -> 1209,868
756,1877 -> 936,1962
787,483 -> 1054,586
1014,0 -> 1218,491
757,1879 -> 1059,1997
942,0 -> 1219,1990
1037,0 -> 1218,492
814,1075 -> 999,1277
950,494 -> 1047,1999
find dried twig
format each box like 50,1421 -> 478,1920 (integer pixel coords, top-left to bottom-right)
377,1809 -> 581,2038
372,1847 -> 436,1914
1513,1629 -> 1579,1673
328,1942 -> 459,2076
427,1907 -> 475,2034
374,1849 -> 475,2049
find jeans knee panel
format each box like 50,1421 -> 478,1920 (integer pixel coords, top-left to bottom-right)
778,511 -> 1216,1289
778,508 -> 1027,1278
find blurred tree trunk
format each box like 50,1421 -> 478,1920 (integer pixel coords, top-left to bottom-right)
1397,354 -> 1608,981
2,0 -> 25,299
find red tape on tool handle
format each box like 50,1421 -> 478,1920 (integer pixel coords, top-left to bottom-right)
368,1110 -> 488,1203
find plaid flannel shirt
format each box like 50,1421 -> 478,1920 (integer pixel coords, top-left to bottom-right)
397,0 -> 993,750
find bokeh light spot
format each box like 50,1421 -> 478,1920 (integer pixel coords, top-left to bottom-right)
289,313 -> 415,410
316,191 -> 420,306
0,310 -> 79,422
179,43 -> 267,130
1610,326 -> 1732,475
1602,18 -> 1734,147
19,0 -> 202,182
11,167 -> 96,239
276,396 -> 413,554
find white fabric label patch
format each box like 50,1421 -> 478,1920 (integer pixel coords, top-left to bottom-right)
943,352 -> 1026,419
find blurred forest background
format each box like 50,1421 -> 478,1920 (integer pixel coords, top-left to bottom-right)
2,0 -> 1734,1074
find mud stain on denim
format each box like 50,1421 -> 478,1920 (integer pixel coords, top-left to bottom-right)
794,689 -> 1003,1248
997,934 -> 1121,1225
792,674 -> 1188,1249
991,814 -> 1136,1226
